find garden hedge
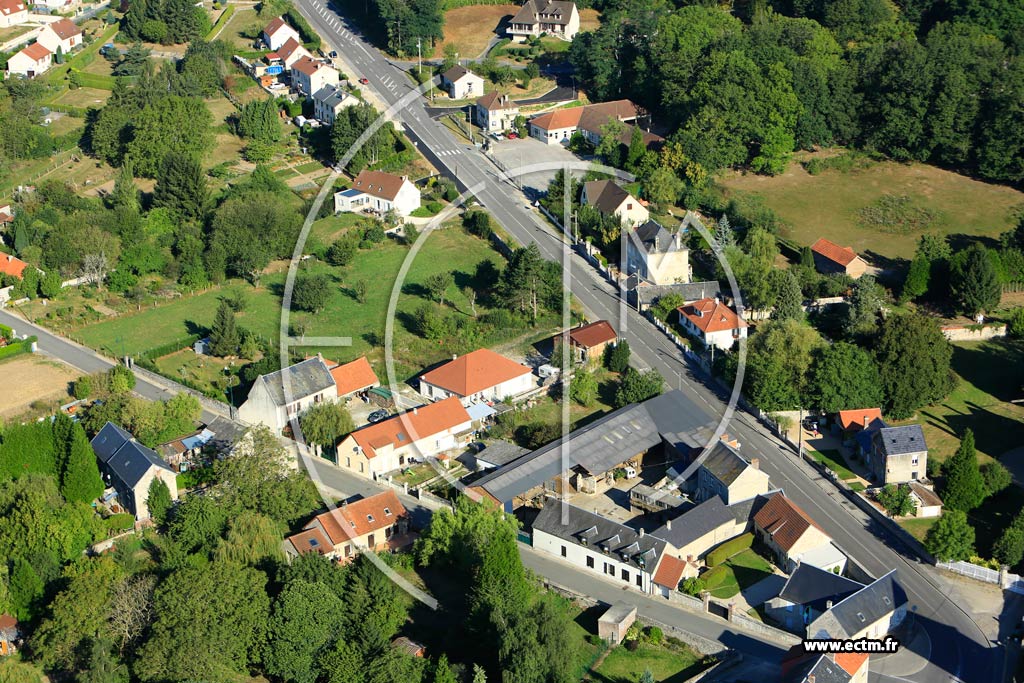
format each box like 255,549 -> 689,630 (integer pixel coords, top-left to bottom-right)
705,532 -> 754,567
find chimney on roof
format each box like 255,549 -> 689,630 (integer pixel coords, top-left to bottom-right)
452,353 -> 457,360
666,518 -> 672,530
639,528 -> 645,537
686,554 -> 694,562
826,600 -> 833,609
808,676 -> 815,683
341,500 -> 348,507
750,457 -> 760,470
864,415 -> 870,429
654,235 -> 659,251
413,407 -> 418,415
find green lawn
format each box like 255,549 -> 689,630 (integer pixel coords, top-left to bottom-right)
593,640 -> 703,683
906,338 -> 1024,466
898,517 -> 938,542
74,227 -> 553,381
701,549 -> 775,599
808,448 -> 857,481
718,154 -> 1024,263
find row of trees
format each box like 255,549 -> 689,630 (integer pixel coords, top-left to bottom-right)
571,4 -> 1024,184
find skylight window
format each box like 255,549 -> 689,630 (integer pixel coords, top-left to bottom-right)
857,612 -> 866,622
309,538 -> 319,547
384,507 -> 392,516
367,514 -> 375,523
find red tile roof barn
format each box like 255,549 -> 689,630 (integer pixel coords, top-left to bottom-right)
811,238 -> 860,268
677,298 -> 747,334
420,349 -> 532,396
753,494 -> 828,552
351,397 -> 471,459
568,320 -> 617,348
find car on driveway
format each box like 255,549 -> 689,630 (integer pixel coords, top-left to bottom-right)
508,132 -> 518,139
368,409 -> 390,424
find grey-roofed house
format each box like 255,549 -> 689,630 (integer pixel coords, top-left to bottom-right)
650,494 -> 752,565
237,356 -> 338,434
507,0 -> 581,41
440,65 -> 484,99
91,422 -> 179,521
783,652 -> 869,683
313,84 -> 357,125
808,569 -> 908,640
625,220 -> 691,286
693,440 -> 771,504
865,424 -> 927,484
530,500 -> 666,594
627,280 -> 721,313
475,440 -> 529,470
468,389 -> 717,511
765,563 -> 864,634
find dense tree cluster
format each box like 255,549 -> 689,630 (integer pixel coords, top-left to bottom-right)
121,0 -> 210,45
570,2 -> 1024,183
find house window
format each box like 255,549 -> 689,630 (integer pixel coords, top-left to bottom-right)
586,556 -> 594,568
346,457 -> 351,468
367,533 -> 375,547
911,456 -> 919,465
359,463 -> 364,473
606,564 -> 615,577
621,568 -> 629,582
636,575 -> 642,587
561,545 -> 567,557
315,393 -> 323,404
344,544 -> 352,557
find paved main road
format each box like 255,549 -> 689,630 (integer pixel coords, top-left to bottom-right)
292,4 -> 998,681
0,308 -> 225,425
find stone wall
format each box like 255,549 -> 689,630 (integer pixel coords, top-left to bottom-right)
941,324 -> 1007,342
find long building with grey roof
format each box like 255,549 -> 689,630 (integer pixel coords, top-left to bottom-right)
237,356 -> 337,434
468,390 -> 717,510
808,569 -> 908,640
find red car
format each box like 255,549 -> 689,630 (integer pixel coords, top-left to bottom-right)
508,132 -> 518,139
358,77 -> 370,85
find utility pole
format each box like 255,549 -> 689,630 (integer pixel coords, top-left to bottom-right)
797,405 -> 804,459
417,37 -> 422,77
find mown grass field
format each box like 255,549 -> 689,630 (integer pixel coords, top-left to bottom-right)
719,156 -> 1024,263
74,227 -> 549,379
904,338 -> 1024,466
439,5 -> 517,59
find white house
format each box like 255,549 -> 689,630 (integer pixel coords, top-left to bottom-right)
334,170 -> 421,217
277,37 -> 312,70
507,0 -> 580,41
6,42 -> 51,78
753,493 -> 845,573
676,297 -> 747,351
236,356 -> 338,434
531,500 -> 666,595
336,397 -> 474,478
440,65 -> 484,100
419,348 -> 535,406
626,220 -> 691,285
475,92 -> 519,133
0,0 -> 28,29
313,84 -> 358,125
262,16 -> 301,51
907,482 -> 943,518
581,180 -> 649,227
37,18 -> 82,56
291,56 -> 339,96
91,422 -> 179,521
284,490 -> 411,561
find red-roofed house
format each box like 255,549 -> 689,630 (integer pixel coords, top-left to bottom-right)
676,297 -> 747,352
337,397 -> 474,477
528,99 -> 647,146
420,349 -> 535,405
325,356 -> 380,399
0,204 -> 13,226
334,169 -> 421,217
810,238 -> 868,279
0,0 -> 28,28
262,16 -> 301,51
836,408 -> 883,434
7,42 -> 51,78
284,490 -> 411,561
0,253 -> 28,279
556,320 -> 617,368
290,55 -> 339,96
37,19 -> 82,56
277,36 -> 312,70
651,554 -> 697,597
753,494 -> 841,572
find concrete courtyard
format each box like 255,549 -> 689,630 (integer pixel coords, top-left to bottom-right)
488,136 -> 584,197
